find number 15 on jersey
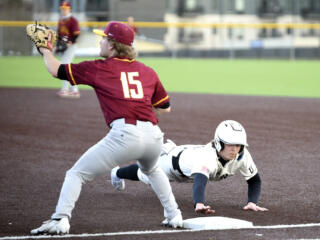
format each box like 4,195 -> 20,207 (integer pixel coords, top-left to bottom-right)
120,72 -> 144,99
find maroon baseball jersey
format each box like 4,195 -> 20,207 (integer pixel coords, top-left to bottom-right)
58,16 -> 80,43
64,57 -> 170,126
129,25 -> 139,35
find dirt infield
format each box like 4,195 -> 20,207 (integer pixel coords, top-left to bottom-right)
0,88 -> 320,239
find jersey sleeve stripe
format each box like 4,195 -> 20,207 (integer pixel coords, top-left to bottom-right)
68,64 -> 77,85
153,95 -> 169,107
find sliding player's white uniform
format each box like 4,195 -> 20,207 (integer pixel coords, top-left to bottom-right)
137,140 -> 258,185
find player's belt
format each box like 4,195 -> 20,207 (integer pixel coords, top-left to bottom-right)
110,118 -> 156,128
124,118 -> 137,125
172,151 -> 187,178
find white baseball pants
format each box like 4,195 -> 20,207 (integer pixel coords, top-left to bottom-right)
60,44 -> 79,92
51,118 -> 181,220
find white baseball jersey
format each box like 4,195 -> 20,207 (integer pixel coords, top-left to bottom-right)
138,141 -> 258,184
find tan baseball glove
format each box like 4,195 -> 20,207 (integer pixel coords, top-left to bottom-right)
26,21 -> 57,54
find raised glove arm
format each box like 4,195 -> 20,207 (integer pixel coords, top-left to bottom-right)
26,21 -> 57,55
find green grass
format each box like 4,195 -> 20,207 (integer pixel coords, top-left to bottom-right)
0,56 -> 319,98
142,58 -> 320,98
0,56 -> 91,89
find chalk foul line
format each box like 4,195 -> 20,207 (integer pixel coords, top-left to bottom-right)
1,222 -> 320,240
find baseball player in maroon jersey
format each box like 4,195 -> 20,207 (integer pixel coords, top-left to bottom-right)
56,1 -> 81,98
127,16 -> 139,35
111,120 -> 268,217
30,21 -> 183,235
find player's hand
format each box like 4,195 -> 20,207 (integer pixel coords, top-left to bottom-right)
243,202 -> 269,212
39,47 -> 50,55
195,203 -> 215,215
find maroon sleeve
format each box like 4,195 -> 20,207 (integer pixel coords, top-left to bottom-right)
151,74 -> 170,108
57,20 -> 62,37
72,18 -> 80,35
71,18 -> 80,43
64,60 -> 97,86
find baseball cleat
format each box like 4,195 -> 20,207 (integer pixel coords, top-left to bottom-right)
68,91 -> 81,98
162,214 -> 183,228
161,218 -> 169,226
57,90 -> 70,98
111,166 -> 125,191
30,218 -> 70,235
57,90 -> 80,99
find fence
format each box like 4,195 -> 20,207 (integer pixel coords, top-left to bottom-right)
1,21 -> 320,59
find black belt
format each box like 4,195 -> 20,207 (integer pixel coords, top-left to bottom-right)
172,151 -> 187,178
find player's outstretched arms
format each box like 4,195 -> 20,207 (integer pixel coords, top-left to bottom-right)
195,203 -> 215,215
243,202 -> 269,212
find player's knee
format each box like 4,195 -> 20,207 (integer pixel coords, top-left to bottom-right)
137,168 -> 151,185
139,164 -> 157,176
162,139 -> 177,154
66,169 -> 92,183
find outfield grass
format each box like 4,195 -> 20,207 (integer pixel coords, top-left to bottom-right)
0,56 -> 319,98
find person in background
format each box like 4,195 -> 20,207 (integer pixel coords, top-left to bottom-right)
127,16 -> 139,36
56,1 -> 81,98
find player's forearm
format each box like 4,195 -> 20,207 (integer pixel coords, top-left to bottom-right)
247,173 -> 261,204
154,106 -> 171,116
40,48 -> 61,78
192,173 -> 208,205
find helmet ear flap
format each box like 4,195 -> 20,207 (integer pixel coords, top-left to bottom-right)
220,141 -> 224,151
214,138 -> 224,152
239,145 -> 244,154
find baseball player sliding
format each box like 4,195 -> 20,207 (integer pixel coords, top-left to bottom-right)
111,120 -> 268,216
27,21 -> 183,235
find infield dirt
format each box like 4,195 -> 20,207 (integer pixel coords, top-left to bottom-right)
0,88 -> 319,239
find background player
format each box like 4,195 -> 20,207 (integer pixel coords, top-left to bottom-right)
127,16 -> 139,36
126,16 -> 139,56
29,21 -> 183,235
111,120 -> 268,217
56,1 -> 81,98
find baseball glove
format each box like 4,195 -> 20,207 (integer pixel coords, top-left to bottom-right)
55,36 -> 68,53
26,21 -> 57,54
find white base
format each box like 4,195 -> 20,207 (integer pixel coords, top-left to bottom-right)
183,216 -> 254,230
